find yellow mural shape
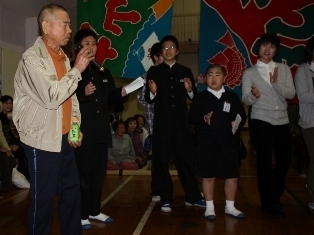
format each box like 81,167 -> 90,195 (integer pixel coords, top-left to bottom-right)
152,0 -> 174,20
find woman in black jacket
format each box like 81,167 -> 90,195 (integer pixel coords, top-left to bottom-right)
73,28 -> 128,230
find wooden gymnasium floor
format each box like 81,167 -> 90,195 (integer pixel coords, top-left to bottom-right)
0,130 -> 314,235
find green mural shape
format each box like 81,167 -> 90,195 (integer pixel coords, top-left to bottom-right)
274,45 -> 305,66
240,0 -> 250,7
77,0 -> 158,77
240,0 -> 270,8
266,5 -> 314,39
254,0 -> 271,8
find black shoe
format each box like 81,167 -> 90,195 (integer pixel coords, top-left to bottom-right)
262,205 -> 286,218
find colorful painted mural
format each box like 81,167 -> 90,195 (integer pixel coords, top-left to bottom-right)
199,0 -> 314,101
77,0 -> 174,79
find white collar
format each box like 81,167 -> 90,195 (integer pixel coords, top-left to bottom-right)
165,61 -> 176,68
257,59 -> 276,68
207,87 -> 225,99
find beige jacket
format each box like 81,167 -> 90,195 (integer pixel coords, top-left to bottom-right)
13,37 -> 81,152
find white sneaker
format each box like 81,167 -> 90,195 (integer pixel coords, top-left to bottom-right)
161,202 -> 172,213
152,195 -> 161,202
309,202 -> 314,210
81,219 -> 92,230
204,209 -> 216,220
225,207 -> 245,219
89,213 -> 113,223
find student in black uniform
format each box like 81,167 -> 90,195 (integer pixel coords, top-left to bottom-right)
145,35 -> 204,213
74,28 -> 128,230
189,64 -> 247,220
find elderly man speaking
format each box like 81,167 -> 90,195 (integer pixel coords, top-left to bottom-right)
13,4 -> 94,235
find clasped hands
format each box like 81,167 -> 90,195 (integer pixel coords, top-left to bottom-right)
148,77 -> 192,95
0,147 -> 13,157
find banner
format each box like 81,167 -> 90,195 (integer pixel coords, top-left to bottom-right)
199,0 -> 314,100
77,0 -> 174,79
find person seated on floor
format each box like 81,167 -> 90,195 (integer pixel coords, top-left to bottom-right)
133,114 -> 152,158
107,120 -> 139,170
134,114 -> 149,135
125,117 -> 151,168
0,148 -> 15,193
0,95 -> 28,179
0,120 -> 15,193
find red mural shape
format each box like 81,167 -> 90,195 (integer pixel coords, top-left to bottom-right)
81,23 -> 118,64
208,31 -> 246,89
104,0 -> 141,36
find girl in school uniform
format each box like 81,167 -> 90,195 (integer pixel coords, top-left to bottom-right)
189,64 -> 247,220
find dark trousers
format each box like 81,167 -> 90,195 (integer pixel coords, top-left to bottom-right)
75,143 -> 108,219
0,153 -> 15,191
150,159 -> 160,197
301,127 -> 314,203
150,133 -> 160,197
24,135 -> 81,235
152,127 -> 201,204
251,119 -> 292,209
292,135 -> 309,174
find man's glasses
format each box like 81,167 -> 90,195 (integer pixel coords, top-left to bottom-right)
162,45 -> 176,51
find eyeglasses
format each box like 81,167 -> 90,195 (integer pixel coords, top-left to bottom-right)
162,45 -> 176,51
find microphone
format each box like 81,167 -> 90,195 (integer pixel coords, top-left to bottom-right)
74,43 -> 105,72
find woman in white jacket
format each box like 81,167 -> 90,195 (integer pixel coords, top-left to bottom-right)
294,36 -> 314,212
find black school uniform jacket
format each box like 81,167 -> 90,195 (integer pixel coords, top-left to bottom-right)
76,66 -> 128,145
144,62 -> 197,133
188,90 -> 247,138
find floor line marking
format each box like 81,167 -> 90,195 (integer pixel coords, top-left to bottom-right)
101,176 -> 134,207
284,185 -> 314,217
133,200 -> 157,235
0,189 -> 29,206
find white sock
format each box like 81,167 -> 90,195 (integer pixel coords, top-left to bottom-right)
206,200 -> 214,212
226,200 -> 235,210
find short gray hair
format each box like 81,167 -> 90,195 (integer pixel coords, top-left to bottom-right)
37,4 -> 68,35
